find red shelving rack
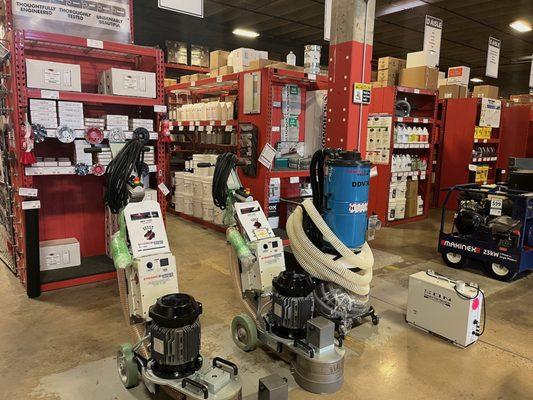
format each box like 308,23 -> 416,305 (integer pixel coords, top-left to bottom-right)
165,63 -> 210,74
436,98 -> 503,209
165,67 -> 328,229
367,86 -> 437,226
2,30 -> 167,295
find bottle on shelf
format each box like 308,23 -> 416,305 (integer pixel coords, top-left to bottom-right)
286,51 -> 296,66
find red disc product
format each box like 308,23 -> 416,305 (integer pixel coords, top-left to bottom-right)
85,127 -> 104,145
92,164 -> 106,176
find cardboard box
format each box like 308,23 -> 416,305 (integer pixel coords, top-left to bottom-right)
180,75 -> 191,84
26,59 -> 82,92
438,78 -> 448,87
371,70 -> 378,81
509,94 -> 533,104
101,68 -> 157,98
219,65 -> 234,75
165,40 -> 188,65
210,50 -> 230,68
406,51 -> 438,68
248,59 -> 277,70
447,66 -> 470,86
377,68 -> 400,86
266,62 -> 304,72
189,73 -> 209,82
228,48 -> 269,71
191,45 -> 209,68
210,68 -> 220,77
406,179 -> 419,218
164,78 -> 178,87
439,84 -> 468,100
371,81 -> 383,89
399,66 -> 439,90
472,85 -> 499,99
40,238 -> 81,271
378,56 -> 406,71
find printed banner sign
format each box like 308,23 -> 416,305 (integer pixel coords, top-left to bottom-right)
12,0 -> 131,43
486,36 -> 501,79
158,0 -> 203,18
423,15 -> 443,64
324,0 -> 332,41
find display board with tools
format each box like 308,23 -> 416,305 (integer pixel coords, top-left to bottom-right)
1,29 -> 167,295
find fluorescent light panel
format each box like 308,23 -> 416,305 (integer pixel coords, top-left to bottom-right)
233,28 -> 260,38
470,78 -> 484,83
509,20 -> 531,32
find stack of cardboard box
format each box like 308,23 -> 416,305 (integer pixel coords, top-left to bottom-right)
509,94 -> 533,104
472,85 -> 499,99
405,179 -> 419,218
438,66 -> 470,99
376,57 -> 406,87
210,50 -> 234,77
398,50 -> 439,90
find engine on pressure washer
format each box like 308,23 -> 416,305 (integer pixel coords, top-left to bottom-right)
455,193 -> 523,248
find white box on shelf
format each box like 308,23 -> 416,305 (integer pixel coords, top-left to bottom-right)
129,118 -> 154,130
447,66 -> 471,86
29,99 -> 58,128
102,68 -> 157,98
406,51 -> 438,68
26,59 -> 82,92
39,238 -> 81,271
58,101 -> 84,129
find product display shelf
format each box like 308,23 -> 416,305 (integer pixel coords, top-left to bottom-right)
368,85 -> 438,226
437,98 -> 503,209
2,29 -> 168,296
172,120 -> 238,127
166,67 -> 326,232
431,99 -> 447,207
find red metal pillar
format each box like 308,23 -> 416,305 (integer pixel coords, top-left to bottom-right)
326,0 -> 375,152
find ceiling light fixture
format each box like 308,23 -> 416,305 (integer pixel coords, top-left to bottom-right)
232,28 -> 260,38
470,78 -> 484,83
509,20 -> 532,32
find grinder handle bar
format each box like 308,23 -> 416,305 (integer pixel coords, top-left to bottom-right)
181,378 -> 209,399
212,357 -> 239,376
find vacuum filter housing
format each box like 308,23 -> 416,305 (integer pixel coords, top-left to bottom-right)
270,270 -> 315,339
149,293 -> 203,378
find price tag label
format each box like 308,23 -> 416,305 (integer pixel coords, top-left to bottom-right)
490,199 -> 503,216
22,200 -> 41,210
191,81 -> 196,87
272,126 -> 280,132
273,101 -> 282,108
414,89 -> 420,94
206,126 -> 213,132
397,117 -> 404,122
41,90 -> 59,99
308,73 -> 317,81
221,120 -> 227,126
195,121 -> 200,126
209,121 -> 215,126
423,118 -> 429,123
290,177 -> 300,184
178,126 -> 184,131
420,172 -> 426,180
413,118 -> 419,123
225,125 -> 233,132
189,125 -> 195,131
87,38 -> 104,49
158,182 -> 170,197
154,105 -> 167,113
412,175 -> 418,181
19,188 -> 38,197
216,76 -> 223,83
198,126 -> 205,131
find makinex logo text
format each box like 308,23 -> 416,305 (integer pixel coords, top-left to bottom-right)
441,240 -> 481,254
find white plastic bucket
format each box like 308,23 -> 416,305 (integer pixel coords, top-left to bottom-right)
183,174 -> 194,195
202,200 -> 214,221
183,194 -> 194,215
174,171 -> 185,193
175,194 -> 184,213
192,176 -> 204,198
213,207 -> 224,225
202,176 -> 212,199
193,199 -> 203,218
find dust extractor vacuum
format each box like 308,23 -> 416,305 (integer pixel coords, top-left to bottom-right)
204,147 -> 378,394
106,130 -> 242,400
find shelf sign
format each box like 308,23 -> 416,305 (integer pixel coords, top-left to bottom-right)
154,105 -> 168,113
158,0 -> 204,18
324,0 -> 332,41
41,90 -> 59,100
486,36 -> 501,78
423,15 -> 443,64
87,39 -> 104,49
353,83 -> 372,104
19,188 -> 38,197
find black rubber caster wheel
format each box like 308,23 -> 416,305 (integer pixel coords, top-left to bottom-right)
441,251 -> 468,269
484,262 -> 518,282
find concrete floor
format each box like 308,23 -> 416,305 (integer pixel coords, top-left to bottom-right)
1,210 -> 532,400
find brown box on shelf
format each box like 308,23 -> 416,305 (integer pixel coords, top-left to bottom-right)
406,179 -> 419,218
371,81 -> 383,89
378,68 -> 400,86
378,57 -> 406,71
248,59 -> 277,70
439,84 -> 467,99
164,78 -> 178,87
371,70 -> 378,81
219,65 -> 234,75
179,75 -> 191,84
509,94 -> 533,104
266,62 -> 304,72
399,66 -> 439,90
210,68 -> 220,77
191,45 -> 209,68
473,85 -> 499,99
189,73 -> 209,82
165,40 -> 188,65
210,50 -> 230,68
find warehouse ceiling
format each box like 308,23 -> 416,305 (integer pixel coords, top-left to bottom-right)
134,0 -> 533,96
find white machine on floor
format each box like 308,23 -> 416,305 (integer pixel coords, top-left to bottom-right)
123,200 -> 178,320
406,270 -> 485,348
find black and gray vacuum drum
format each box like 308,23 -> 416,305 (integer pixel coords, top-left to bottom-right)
149,293 -> 203,379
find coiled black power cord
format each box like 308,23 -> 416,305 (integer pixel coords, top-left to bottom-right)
105,138 -> 145,214
212,153 -> 237,210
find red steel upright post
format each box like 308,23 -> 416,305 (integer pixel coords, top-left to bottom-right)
326,0 -> 375,152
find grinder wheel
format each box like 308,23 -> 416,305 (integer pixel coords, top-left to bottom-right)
231,314 -> 258,352
117,343 -> 139,389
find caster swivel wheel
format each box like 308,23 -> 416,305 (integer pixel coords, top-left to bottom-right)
117,343 -> 139,389
485,263 -> 518,282
441,251 -> 468,269
231,314 -> 258,352
372,315 -> 380,326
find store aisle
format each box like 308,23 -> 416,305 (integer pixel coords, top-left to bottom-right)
0,212 -> 532,400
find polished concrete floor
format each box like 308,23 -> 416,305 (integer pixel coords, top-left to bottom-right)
1,211 -> 532,400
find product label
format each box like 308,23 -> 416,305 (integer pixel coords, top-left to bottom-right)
348,202 -> 368,214
424,289 -> 452,308
353,83 -> 372,104
123,75 -> 138,90
490,198 -> 503,216
44,69 -> 61,85
486,36 -> 501,79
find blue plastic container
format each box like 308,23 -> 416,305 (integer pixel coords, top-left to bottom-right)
323,153 -> 371,250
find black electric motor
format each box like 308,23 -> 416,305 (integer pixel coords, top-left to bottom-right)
149,293 -> 203,379
270,270 -> 315,339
